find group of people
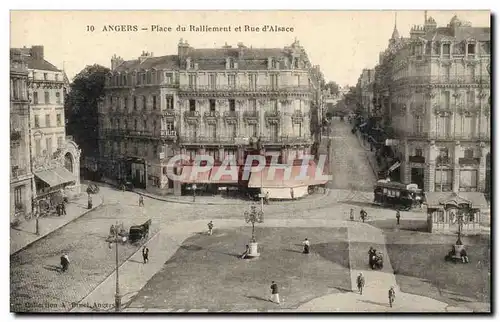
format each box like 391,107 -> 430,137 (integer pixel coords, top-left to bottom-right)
350,208 -> 368,222
356,273 -> 396,307
56,202 -> 67,216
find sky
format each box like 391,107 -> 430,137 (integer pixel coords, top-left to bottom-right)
10,10 -> 490,86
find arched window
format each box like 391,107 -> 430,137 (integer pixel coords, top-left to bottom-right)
64,153 -> 74,173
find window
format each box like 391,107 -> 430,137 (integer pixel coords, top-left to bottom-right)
435,169 -> 453,192
56,92 -> 61,104
14,186 -> 23,208
189,99 -> 196,112
270,74 -> 279,89
124,120 -> 128,129
57,136 -> 63,148
248,74 -> 257,89
147,71 -> 152,84
467,90 -> 475,107
415,148 -> 423,157
188,74 -> 197,88
272,99 -> 278,112
166,121 -> 175,132
35,138 -> 41,156
228,74 -> 236,87
229,59 -> 235,69
34,115 -> 40,128
414,115 -> 423,133
134,119 -> 138,131
46,137 -> 52,155
33,92 -> 38,105
143,120 -> 147,131
153,120 -> 157,133
209,74 -> 217,89
437,148 -> 449,165
210,99 -> 216,112
208,124 -> 217,138
124,97 -> 128,110
443,44 -> 451,57
442,91 -> 451,109
464,148 -> 474,159
55,74 -> 59,82
152,95 -> 157,109
165,73 -> 173,84
468,66 -> 475,82
467,43 -> 476,55
297,75 -> 301,86
56,114 -> 62,126
45,114 -> 51,127
271,59 -> 278,69
166,95 -> 174,109
294,59 -> 299,69
43,73 -> 48,80
460,170 -> 478,189
250,124 -> 257,137
142,95 -> 147,109
229,99 -> 235,112
44,91 -> 50,104
133,96 -> 137,110
249,99 -> 257,112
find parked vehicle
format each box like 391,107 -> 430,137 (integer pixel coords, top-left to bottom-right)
128,219 -> 152,244
118,179 -> 134,191
373,180 -> 424,210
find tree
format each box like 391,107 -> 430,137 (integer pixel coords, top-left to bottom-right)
65,64 -> 110,158
324,81 -> 340,97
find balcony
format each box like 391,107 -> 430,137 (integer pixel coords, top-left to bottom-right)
204,111 -> 220,124
459,157 -> 481,166
435,156 -> 451,166
397,75 -> 491,86
178,84 -> 311,96
223,111 -> 239,124
264,111 -> 281,125
179,135 -> 236,145
159,130 -> 177,140
260,135 -> 313,145
126,130 -> 154,138
291,111 -> 305,124
184,111 -> 201,125
163,109 -> 176,121
243,111 -> 259,124
409,155 -> 426,163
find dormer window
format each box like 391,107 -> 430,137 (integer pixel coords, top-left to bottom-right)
271,59 -> 278,69
467,43 -> 476,58
229,58 -> 235,69
442,44 -> 451,58
294,59 -> 299,69
186,58 -> 193,69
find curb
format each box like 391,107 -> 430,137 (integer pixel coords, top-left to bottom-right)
69,229 -> 163,313
354,131 -> 379,179
10,196 -> 104,256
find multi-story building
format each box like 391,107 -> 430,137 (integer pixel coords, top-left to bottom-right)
359,68 -> 375,115
100,39 -> 323,197
374,14 -> 491,196
15,46 -> 81,209
10,49 -> 33,224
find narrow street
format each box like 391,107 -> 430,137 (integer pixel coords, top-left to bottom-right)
328,119 -> 376,192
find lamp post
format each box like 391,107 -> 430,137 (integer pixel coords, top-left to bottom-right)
109,220 -> 121,312
192,183 -> 197,202
244,205 -> 264,257
456,212 -> 464,245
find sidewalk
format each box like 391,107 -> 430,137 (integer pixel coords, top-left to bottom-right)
355,131 -> 380,179
10,192 -> 104,255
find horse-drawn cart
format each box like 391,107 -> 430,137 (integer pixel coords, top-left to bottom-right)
129,219 -> 152,244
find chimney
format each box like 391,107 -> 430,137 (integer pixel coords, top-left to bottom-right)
237,42 -> 246,59
139,51 -> 152,63
31,45 -> 44,60
111,54 -> 124,71
178,38 -> 190,62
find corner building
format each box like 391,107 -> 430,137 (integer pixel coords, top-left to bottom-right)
374,15 -> 490,195
100,39 -> 320,196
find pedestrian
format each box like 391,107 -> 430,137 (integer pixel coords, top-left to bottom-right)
240,245 -> 250,259
139,195 -> 144,207
61,202 -> 66,216
290,188 -> 295,200
56,203 -> 61,216
388,286 -> 396,308
110,224 -> 116,237
142,246 -> 149,264
264,191 -> 270,205
356,273 -> 365,295
350,208 -> 355,221
270,281 -> 280,304
302,238 -> 310,254
460,248 -> 469,263
60,254 -> 70,272
208,221 -> 214,235
88,195 -> 93,209
396,210 -> 401,225
360,209 -> 366,223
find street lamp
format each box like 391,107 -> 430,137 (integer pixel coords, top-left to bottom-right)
108,220 -> 122,312
192,183 -> 197,202
244,205 -> 264,257
456,212 -> 464,245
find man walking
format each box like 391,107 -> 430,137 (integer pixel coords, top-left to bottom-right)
396,210 -> 401,225
388,286 -> 396,308
142,246 -> 149,264
139,195 -> 144,207
208,221 -> 214,235
360,209 -> 367,223
270,281 -> 280,304
356,273 -> 365,295
350,208 -> 355,221
61,202 -> 67,216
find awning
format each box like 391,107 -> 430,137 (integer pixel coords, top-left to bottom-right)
35,167 -> 76,187
388,161 -> 401,172
209,166 -> 239,184
179,165 -> 211,184
425,192 -> 489,209
248,161 -> 329,188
